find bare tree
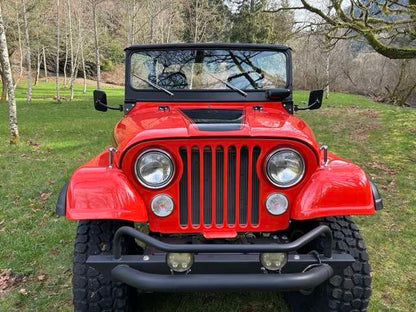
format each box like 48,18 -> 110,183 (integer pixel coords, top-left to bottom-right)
55,0 -> 60,102
35,48 -> 41,86
22,0 -> 32,104
80,35 -> 87,93
67,0 -> 75,100
63,26 -> 68,86
42,45 -> 48,82
16,3 -> 23,81
325,51 -> 330,99
0,4 -> 20,144
127,0 -> 137,45
91,0 -> 103,89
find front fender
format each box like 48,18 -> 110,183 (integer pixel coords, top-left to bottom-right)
61,167 -> 148,222
291,155 -> 376,220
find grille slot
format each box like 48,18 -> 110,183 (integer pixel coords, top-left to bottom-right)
251,147 -> 261,225
203,147 -> 212,225
179,147 -> 188,226
227,146 -> 236,225
179,144 -> 260,228
191,147 -> 200,225
239,146 -> 249,225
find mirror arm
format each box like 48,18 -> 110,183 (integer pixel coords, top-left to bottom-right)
294,99 -> 320,112
96,100 -> 123,111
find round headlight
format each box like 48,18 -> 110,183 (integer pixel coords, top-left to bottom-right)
266,149 -> 305,187
135,149 -> 174,189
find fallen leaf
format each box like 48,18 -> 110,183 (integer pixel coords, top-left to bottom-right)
27,140 -> 41,150
40,192 -> 52,202
0,269 -> 16,292
19,288 -> 28,295
37,274 -> 47,281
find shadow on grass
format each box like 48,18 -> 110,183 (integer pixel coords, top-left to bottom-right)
137,291 -> 289,312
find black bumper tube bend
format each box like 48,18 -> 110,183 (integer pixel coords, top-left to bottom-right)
111,264 -> 334,292
113,225 -> 333,258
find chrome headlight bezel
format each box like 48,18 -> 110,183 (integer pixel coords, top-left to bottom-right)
265,148 -> 305,188
134,149 -> 175,189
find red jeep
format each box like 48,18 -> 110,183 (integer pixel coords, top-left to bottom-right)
56,43 -> 383,311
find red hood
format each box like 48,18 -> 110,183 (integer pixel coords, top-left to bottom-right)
114,102 -> 319,155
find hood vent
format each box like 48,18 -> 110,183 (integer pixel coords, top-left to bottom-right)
181,109 -> 243,131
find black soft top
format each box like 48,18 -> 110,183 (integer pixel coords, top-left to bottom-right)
125,42 -> 291,52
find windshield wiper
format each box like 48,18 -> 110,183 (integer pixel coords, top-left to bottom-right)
133,74 -> 174,96
207,72 -> 247,97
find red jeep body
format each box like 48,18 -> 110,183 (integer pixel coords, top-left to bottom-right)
58,43 -> 382,310
64,100 -> 375,234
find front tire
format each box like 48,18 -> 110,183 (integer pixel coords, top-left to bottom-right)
285,216 -> 372,312
72,220 -> 138,311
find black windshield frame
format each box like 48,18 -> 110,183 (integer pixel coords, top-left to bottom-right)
124,43 -> 292,107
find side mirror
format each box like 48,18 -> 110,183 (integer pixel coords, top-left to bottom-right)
295,89 -> 323,111
93,89 -> 123,112
308,89 -> 323,110
94,90 -> 108,112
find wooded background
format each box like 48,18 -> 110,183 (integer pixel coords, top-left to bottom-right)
1,0 -> 416,108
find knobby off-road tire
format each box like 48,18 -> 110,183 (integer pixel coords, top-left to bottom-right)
285,216 -> 372,312
72,220 -> 139,312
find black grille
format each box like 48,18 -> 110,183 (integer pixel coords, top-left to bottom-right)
179,145 -> 261,227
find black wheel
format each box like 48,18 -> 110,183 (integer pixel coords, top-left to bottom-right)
285,216 -> 372,312
72,220 -> 140,312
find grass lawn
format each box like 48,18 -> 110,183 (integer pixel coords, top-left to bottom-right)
0,82 -> 415,311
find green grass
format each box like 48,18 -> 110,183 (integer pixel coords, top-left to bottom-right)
0,82 -> 415,311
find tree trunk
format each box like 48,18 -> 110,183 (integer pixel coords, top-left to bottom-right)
81,40 -> 87,93
325,52 -> 330,99
35,50 -> 41,86
92,1 -> 101,89
16,4 -> 23,80
70,30 -> 81,100
0,6 -> 20,144
67,0 -> 74,100
43,46 -> 48,82
129,0 -> 136,45
166,0 -> 174,43
1,65 -> 8,102
22,0 -> 31,104
63,29 -> 68,87
56,0 -> 60,102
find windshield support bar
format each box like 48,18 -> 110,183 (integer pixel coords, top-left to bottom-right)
133,74 -> 174,96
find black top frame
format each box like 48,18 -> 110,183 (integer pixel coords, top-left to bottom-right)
124,43 -> 293,112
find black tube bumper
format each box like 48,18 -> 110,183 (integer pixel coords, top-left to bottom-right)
111,263 -> 334,292
87,225 -> 355,292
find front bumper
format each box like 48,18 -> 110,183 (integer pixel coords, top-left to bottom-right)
87,225 -> 355,292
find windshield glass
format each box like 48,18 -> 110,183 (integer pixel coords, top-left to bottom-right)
130,49 -> 287,91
